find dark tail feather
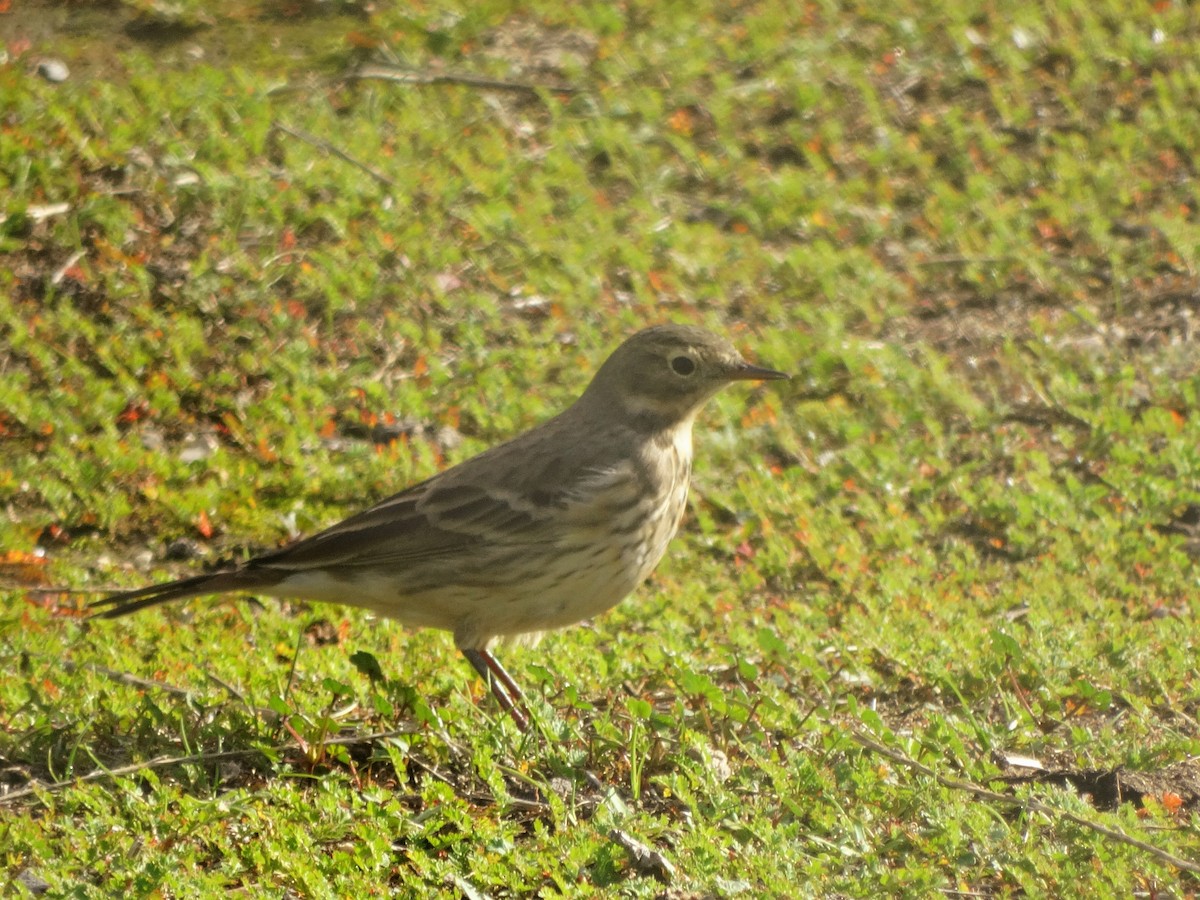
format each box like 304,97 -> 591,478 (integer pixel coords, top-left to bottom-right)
89,570 -> 278,620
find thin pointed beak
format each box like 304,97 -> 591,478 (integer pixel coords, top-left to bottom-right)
729,362 -> 790,382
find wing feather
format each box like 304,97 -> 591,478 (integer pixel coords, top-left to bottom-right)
247,470 -> 615,574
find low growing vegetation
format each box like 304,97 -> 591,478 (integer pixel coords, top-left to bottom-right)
3,0 -> 1200,895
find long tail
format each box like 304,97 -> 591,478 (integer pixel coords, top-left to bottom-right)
89,569 -> 282,620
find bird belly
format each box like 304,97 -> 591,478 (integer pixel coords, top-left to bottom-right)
276,555 -> 644,649
270,464 -> 691,649
477,474 -> 690,641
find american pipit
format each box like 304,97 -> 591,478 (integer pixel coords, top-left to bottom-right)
91,324 -> 788,730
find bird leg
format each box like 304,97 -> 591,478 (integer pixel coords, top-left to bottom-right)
461,648 -> 531,732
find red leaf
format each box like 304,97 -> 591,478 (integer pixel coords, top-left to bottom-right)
345,30 -> 380,49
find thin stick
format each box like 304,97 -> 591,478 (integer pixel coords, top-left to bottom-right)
51,250 -> 87,286
848,727 -> 1200,877
60,659 -> 196,700
0,728 -> 418,806
270,121 -> 395,188
347,62 -> 578,96
56,658 -> 280,721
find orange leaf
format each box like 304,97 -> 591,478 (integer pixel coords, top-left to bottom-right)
1,549 -> 49,586
117,399 -> 151,425
345,30 -> 379,49
668,107 -> 694,136
196,510 -> 214,539
1035,219 -> 1060,240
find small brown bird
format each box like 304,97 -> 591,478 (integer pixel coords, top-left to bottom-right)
91,325 -> 788,729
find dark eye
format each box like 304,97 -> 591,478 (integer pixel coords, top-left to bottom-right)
670,355 -> 696,376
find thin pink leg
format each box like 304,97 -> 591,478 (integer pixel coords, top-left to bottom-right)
461,648 -> 530,732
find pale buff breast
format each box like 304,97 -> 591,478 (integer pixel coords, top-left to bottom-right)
273,423 -> 695,649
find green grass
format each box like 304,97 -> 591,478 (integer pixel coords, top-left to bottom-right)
4,0 -> 1200,895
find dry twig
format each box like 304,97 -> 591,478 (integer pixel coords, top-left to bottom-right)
848,727 -> 1200,877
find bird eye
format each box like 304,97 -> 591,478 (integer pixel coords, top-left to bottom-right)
670,355 -> 696,376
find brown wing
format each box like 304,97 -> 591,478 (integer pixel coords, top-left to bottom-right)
91,407 -> 639,618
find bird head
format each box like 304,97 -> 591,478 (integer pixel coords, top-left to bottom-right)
580,324 -> 788,429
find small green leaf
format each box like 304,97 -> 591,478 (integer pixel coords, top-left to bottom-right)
349,650 -> 385,682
